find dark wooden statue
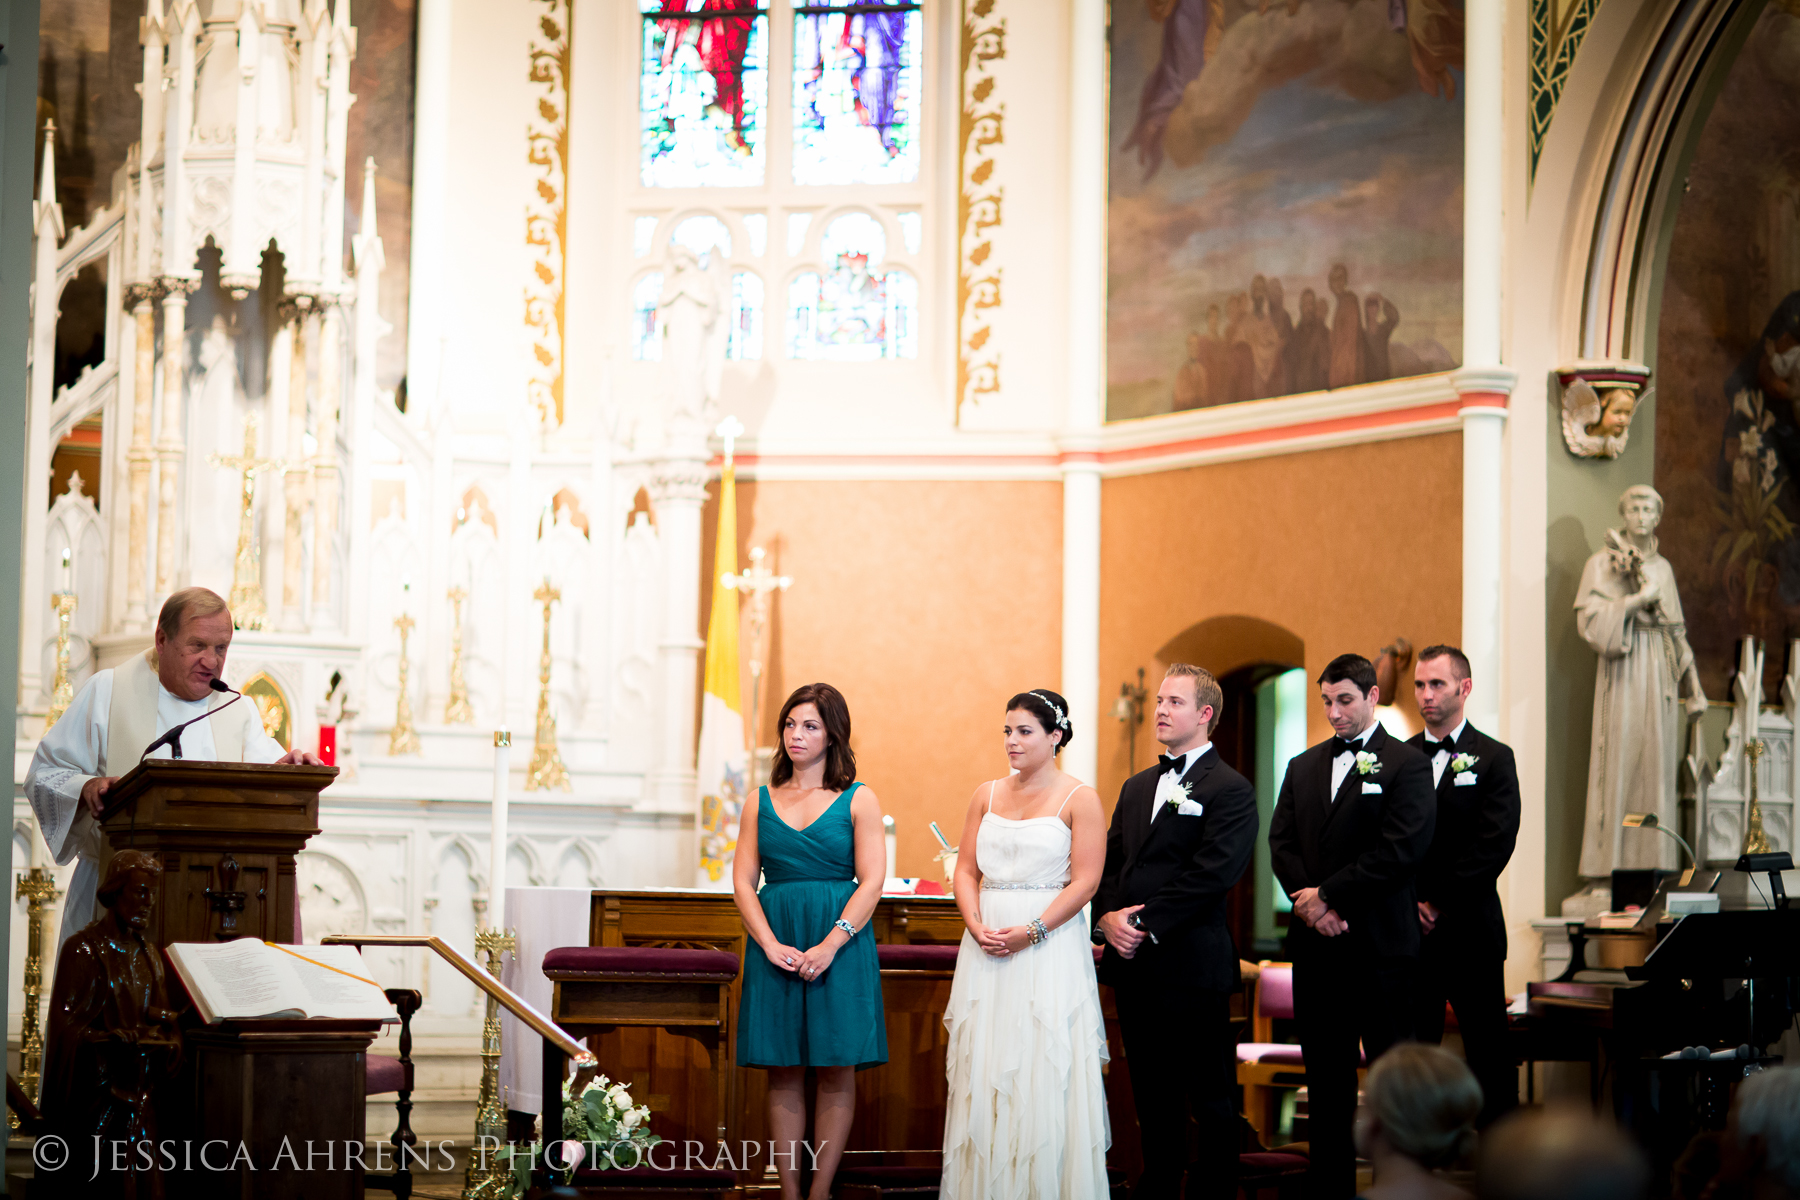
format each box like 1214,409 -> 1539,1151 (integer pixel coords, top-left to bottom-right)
41,850 -> 183,1197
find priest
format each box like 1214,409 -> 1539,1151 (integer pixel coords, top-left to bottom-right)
25,587 -> 320,948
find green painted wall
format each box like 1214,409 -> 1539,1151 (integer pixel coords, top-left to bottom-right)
1543,385 -> 1656,912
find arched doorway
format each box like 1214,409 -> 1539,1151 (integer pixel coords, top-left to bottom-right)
1153,616 -> 1306,957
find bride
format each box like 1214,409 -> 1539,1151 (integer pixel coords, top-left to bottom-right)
941,689 -> 1111,1199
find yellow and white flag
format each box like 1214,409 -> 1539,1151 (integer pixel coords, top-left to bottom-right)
696,457 -> 748,888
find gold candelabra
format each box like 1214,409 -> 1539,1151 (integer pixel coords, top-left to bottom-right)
389,612 -> 422,755
15,867 -> 60,1123
43,590 -> 78,732
526,578 -> 570,791
1744,738 -> 1772,855
460,927 -> 516,1200
445,586 -> 474,724
207,415 -> 285,631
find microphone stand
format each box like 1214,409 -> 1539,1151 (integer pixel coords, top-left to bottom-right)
140,679 -> 246,762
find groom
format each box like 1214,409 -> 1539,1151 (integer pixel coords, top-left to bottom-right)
1093,663 -> 1258,1200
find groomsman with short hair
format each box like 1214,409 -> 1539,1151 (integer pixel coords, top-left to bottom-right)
1093,663 -> 1259,1200
1409,644 -> 1521,1127
1268,653 -> 1435,1199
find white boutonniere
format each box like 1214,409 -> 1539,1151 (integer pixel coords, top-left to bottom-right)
1450,753 -> 1478,774
1354,751 -> 1380,777
1163,781 -> 1192,813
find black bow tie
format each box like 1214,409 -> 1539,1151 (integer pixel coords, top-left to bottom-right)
1330,736 -> 1362,758
1422,737 -> 1457,757
1159,753 -> 1186,775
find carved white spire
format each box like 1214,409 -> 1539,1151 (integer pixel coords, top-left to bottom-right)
34,121 -> 63,241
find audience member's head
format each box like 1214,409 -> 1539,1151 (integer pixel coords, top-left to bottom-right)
1729,1066 -> 1800,1198
1355,1043 -> 1483,1169
1476,1105 -> 1650,1200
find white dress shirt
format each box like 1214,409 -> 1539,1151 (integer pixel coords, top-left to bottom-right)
1328,722 -> 1379,799
1424,719 -> 1468,787
1153,742 -> 1212,817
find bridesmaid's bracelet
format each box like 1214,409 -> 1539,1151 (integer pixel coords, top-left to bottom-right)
1026,918 -> 1049,945
834,918 -> 857,938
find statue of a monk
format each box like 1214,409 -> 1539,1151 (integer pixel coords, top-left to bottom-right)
24,587 -> 320,949
40,850 -> 183,1197
1575,484 -> 1708,879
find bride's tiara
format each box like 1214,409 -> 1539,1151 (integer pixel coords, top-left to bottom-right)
1030,691 -> 1071,731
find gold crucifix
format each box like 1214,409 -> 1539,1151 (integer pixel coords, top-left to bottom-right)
723,545 -> 791,783
207,415 -> 287,631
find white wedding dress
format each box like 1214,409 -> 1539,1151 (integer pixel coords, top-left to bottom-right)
941,785 -> 1110,1199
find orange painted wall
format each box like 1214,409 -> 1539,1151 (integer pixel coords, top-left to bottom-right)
701,479 -> 1064,878
1095,433 -> 1464,806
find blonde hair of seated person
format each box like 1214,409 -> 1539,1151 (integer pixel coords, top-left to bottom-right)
1355,1043 -> 1482,1199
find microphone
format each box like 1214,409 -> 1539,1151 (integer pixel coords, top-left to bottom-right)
140,678 -> 246,762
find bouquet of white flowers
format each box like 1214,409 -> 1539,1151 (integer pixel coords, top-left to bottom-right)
499,1073 -> 661,1195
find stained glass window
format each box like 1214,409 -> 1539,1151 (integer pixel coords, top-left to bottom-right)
740,213 -> 768,256
792,2 -> 922,186
632,273 -> 665,360
786,213 -> 916,360
787,211 -> 814,255
671,214 -> 732,260
640,2 -> 770,188
731,272 -> 765,359
633,217 -> 661,257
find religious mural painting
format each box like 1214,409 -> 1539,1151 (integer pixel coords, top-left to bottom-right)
1654,1 -> 1800,702
1106,0 -> 1466,422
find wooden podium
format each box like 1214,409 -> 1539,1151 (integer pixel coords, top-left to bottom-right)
99,759 -> 335,945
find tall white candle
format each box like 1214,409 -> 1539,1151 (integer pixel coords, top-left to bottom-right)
491,728 -> 510,929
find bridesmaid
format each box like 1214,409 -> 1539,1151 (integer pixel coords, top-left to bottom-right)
734,682 -> 888,1200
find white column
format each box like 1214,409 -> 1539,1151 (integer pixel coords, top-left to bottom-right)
21,126 -> 64,707
123,293 -> 158,631
226,5 -> 261,291
155,286 -> 192,600
648,446 -> 710,815
407,0 -> 453,413
1059,0 -> 1108,786
280,309 -> 310,630
313,305 -> 344,626
1454,0 -> 1515,735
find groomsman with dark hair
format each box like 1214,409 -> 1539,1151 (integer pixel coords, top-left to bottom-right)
1409,644 -> 1521,1127
1268,653 -> 1435,1199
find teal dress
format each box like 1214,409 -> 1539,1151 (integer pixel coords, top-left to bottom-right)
737,783 -> 887,1070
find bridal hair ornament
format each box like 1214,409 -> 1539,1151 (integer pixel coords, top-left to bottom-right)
1030,691 -> 1072,731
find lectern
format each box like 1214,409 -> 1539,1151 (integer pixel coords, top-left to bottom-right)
99,759 -> 335,945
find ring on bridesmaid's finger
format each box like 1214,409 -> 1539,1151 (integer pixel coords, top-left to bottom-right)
784,957 -> 794,966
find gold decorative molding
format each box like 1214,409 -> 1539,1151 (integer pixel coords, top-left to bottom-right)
526,0 -> 572,428
957,0 -> 1006,424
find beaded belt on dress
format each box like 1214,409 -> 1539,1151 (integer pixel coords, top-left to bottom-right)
980,881 -> 1065,891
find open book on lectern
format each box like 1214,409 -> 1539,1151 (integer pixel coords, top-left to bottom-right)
165,939 -> 399,1024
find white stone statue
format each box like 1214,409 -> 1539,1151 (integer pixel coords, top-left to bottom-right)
649,245 -> 730,452
1575,484 -> 1708,883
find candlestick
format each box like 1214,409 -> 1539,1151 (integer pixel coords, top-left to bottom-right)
491,729 -> 510,929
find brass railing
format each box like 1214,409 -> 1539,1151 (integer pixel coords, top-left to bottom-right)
319,933 -> 594,1066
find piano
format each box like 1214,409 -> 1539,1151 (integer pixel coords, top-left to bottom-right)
1521,906 -> 1799,1183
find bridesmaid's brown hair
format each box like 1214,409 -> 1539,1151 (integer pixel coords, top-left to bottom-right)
768,683 -> 857,791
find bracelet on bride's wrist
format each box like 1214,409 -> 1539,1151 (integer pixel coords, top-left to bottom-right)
1026,918 -> 1049,945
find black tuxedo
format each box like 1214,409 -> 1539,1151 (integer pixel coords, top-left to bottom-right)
1092,747 -> 1257,1200
1267,723 -> 1434,1199
1409,722 -> 1521,1126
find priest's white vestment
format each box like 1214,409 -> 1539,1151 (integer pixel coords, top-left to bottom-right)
24,650 -> 280,948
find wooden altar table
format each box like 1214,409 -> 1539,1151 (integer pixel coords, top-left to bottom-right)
579,890 -> 1140,1170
